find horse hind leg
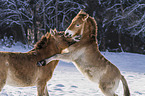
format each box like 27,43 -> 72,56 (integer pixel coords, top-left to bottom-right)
0,80 -> 6,92
0,76 -> 6,92
99,80 -> 119,96
0,70 -> 7,92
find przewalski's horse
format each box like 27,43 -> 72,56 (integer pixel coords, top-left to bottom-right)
0,30 -> 75,96
37,10 -> 130,96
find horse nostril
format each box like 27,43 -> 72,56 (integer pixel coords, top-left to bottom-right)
66,33 -> 69,36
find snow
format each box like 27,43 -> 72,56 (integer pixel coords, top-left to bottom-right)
0,44 -> 145,96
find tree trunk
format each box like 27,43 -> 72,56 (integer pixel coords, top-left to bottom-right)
119,0 -> 124,52
42,0 -> 46,34
20,23 -> 27,44
33,3 -> 37,43
55,0 -> 58,30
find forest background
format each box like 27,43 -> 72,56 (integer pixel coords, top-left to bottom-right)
0,0 -> 145,54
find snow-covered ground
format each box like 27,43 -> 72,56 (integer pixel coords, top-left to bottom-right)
0,43 -> 145,96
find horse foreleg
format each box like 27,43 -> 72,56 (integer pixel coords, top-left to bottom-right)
44,86 -> 49,96
37,82 -> 49,96
44,53 -> 72,65
37,53 -> 72,66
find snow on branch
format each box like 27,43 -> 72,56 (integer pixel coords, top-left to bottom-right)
106,4 -> 121,11
134,26 -> 145,36
126,13 -> 145,30
0,0 -> 32,27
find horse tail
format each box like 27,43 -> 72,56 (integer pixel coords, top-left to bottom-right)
121,75 -> 130,96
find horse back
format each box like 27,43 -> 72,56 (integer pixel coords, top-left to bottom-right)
0,52 -> 39,86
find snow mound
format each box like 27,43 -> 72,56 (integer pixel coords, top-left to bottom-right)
0,45 -> 145,96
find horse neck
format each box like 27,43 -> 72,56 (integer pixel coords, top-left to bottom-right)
28,39 -> 62,61
81,17 -> 97,42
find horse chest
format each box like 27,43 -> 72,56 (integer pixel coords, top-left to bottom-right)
71,47 -> 86,60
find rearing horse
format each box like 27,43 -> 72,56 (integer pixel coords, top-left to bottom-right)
38,10 -> 130,96
0,30 -> 75,96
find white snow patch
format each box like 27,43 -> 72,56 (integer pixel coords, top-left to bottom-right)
0,45 -> 145,96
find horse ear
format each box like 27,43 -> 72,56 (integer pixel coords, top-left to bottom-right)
82,14 -> 89,21
54,28 -> 57,32
53,28 -> 57,34
78,9 -> 86,14
45,32 -> 51,38
78,9 -> 89,21
50,28 -> 56,36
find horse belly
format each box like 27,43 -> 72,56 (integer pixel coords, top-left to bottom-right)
6,69 -> 37,87
84,68 -> 106,83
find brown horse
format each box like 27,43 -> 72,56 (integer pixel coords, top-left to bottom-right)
0,29 -> 75,96
38,10 -> 130,96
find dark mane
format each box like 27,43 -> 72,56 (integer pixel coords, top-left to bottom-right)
34,36 -> 48,49
87,16 -> 98,40
34,31 -> 66,50
79,14 -> 87,17
54,31 -> 72,39
56,31 -> 65,36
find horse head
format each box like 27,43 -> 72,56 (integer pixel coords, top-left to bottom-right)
65,9 -> 89,38
49,29 -> 76,49
34,29 -> 76,53
65,9 -> 97,41
31,29 -> 75,59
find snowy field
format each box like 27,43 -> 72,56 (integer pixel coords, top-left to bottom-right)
0,43 -> 145,96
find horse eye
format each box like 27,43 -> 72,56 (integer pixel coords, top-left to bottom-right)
76,24 -> 80,27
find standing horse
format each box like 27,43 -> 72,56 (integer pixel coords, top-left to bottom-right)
38,10 -> 130,96
0,30 -> 75,96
